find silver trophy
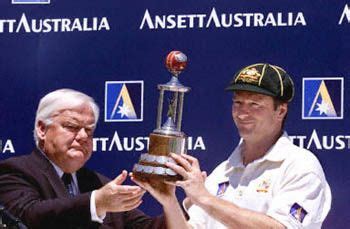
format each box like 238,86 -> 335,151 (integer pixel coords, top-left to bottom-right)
133,51 -> 190,187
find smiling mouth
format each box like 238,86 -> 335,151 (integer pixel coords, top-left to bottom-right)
238,121 -> 254,125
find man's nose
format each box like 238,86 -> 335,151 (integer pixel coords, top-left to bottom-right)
233,104 -> 251,119
76,127 -> 89,140
233,103 -> 250,115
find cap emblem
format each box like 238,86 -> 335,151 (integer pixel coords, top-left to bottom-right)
236,67 -> 261,84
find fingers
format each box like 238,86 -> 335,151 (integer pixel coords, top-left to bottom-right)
181,154 -> 201,169
97,170 -> 148,213
111,185 -> 145,210
123,199 -> 143,211
109,171 -> 143,194
113,170 -> 128,185
166,153 -> 202,180
170,153 -> 192,172
111,184 -> 141,194
166,161 -> 189,179
120,188 -> 145,202
201,171 -> 207,180
110,189 -> 144,212
130,174 -> 150,191
170,153 -> 201,171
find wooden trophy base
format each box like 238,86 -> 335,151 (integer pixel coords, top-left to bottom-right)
132,132 -> 186,192
133,172 -> 182,193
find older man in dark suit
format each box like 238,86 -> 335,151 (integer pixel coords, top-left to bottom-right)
0,89 -> 165,229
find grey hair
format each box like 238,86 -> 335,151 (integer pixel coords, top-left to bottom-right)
33,89 -> 100,147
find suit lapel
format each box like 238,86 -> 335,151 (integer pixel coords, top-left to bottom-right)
31,149 -> 68,197
31,150 -> 104,197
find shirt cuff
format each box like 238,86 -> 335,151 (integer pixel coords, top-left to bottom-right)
90,190 -> 106,223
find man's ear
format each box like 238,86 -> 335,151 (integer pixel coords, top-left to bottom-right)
36,120 -> 47,141
277,103 -> 288,121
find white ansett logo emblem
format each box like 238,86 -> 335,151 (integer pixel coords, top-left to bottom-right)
105,81 -> 144,122
302,77 -> 343,120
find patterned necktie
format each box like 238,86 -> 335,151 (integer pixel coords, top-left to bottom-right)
61,173 -> 75,197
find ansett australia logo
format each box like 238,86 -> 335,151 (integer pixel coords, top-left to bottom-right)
0,14 -> 110,33
5,1 -> 110,33
0,139 -> 15,154
290,130 -> 350,151
93,131 -> 206,152
105,81 -> 143,122
302,78 -> 343,120
140,8 -> 306,30
12,0 -> 49,4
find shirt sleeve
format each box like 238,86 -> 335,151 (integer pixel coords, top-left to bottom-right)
186,172 -> 221,229
90,190 -> 106,223
266,172 -> 331,229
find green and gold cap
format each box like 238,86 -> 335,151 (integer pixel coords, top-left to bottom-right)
225,63 -> 294,102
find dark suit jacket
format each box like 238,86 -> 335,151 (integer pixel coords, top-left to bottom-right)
0,150 -> 165,229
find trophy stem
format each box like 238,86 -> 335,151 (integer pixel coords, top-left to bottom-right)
166,76 -> 184,88
177,92 -> 185,131
173,92 -> 178,122
156,89 -> 164,129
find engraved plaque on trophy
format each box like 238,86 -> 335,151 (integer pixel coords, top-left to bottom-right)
133,51 -> 190,186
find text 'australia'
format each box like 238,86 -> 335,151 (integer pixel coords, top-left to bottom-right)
93,131 -> 206,152
0,13 -> 110,33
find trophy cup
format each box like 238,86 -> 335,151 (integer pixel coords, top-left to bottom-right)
133,51 -> 190,189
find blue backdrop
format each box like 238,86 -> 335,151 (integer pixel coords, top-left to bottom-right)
1,0 -> 349,227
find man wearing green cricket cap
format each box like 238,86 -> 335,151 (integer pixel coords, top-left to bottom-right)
133,63 -> 332,229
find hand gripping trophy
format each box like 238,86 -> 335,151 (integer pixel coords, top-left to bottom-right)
133,51 -> 190,190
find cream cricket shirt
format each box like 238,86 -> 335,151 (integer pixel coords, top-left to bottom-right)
187,132 -> 331,229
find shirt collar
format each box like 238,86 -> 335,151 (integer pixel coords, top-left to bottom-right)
228,139 -> 245,169
221,139 -> 245,178
38,149 -> 78,186
226,131 -> 291,170
260,131 -> 291,162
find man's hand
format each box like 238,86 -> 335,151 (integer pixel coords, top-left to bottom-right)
130,172 -> 191,229
130,173 -> 177,208
95,170 -> 145,217
166,153 -> 211,206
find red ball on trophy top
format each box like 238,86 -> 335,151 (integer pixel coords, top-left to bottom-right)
165,51 -> 187,76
